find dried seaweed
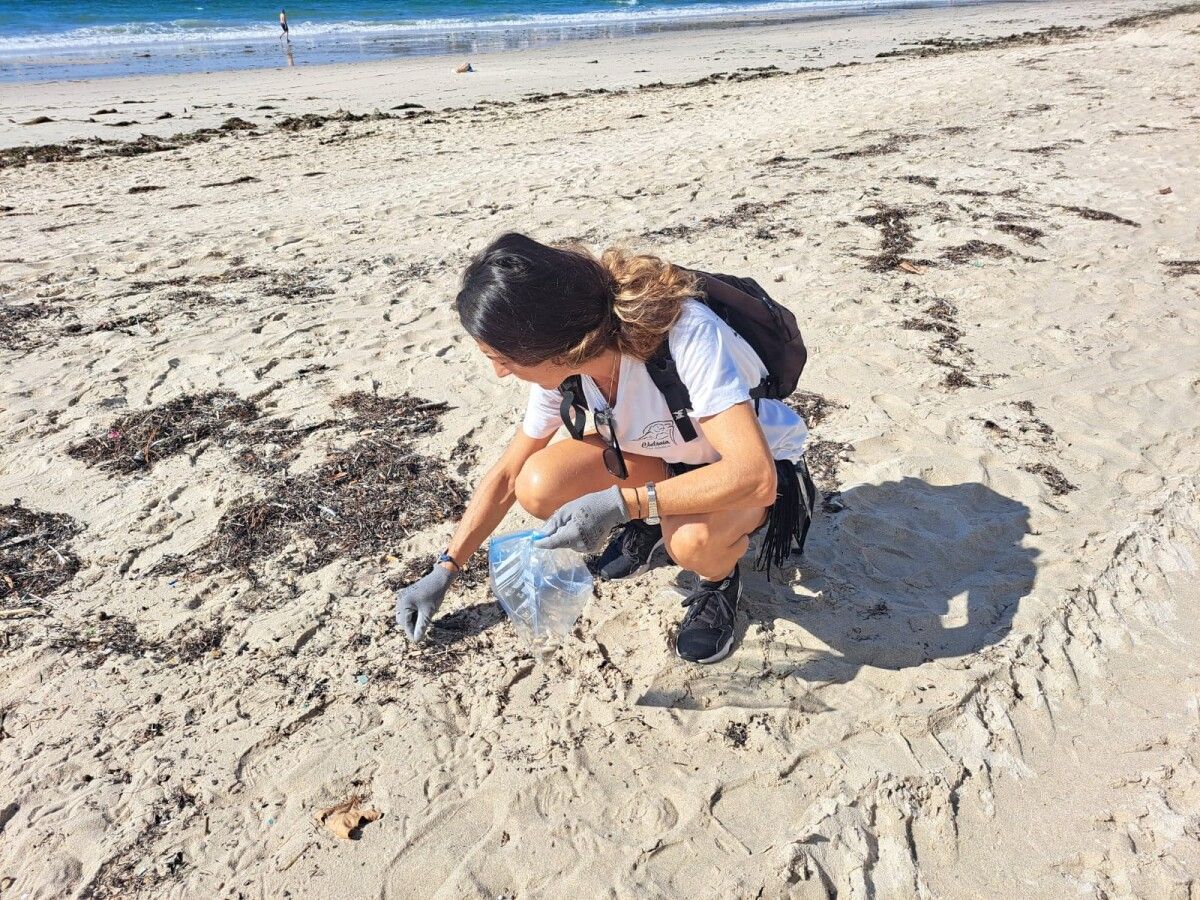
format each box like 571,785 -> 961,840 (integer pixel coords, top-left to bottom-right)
1055,205 -> 1140,227
1021,462 -> 1076,496
68,391 -> 258,474
785,390 -> 846,428
996,223 -> 1046,246
49,612 -> 152,667
0,117 -> 260,171
829,133 -> 919,161
856,206 -> 925,272
875,26 -> 1088,60
1,300 -> 61,351
160,395 -> 467,579
724,722 -> 749,747
806,439 -> 853,499
1163,260 -> 1200,278
389,550 -> 488,593
1,503 -> 84,606
942,240 -> 1014,264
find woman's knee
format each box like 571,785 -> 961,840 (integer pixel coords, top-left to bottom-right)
514,457 -> 560,520
666,521 -> 720,571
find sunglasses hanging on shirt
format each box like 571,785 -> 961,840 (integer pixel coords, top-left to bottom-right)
559,379 -> 628,480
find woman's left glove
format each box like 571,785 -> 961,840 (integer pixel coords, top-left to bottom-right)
536,485 -> 630,554
395,565 -> 456,642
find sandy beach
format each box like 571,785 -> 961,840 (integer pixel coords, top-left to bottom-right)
3,1 -> 1200,897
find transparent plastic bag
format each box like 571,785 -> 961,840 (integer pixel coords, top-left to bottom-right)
488,529 -> 593,646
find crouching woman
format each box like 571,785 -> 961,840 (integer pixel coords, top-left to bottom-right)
396,232 -> 813,664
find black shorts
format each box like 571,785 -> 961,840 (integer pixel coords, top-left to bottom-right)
666,455 -> 818,576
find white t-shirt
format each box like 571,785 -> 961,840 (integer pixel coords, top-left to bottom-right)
522,300 -> 808,466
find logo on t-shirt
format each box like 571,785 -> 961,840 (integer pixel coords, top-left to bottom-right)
637,421 -> 676,450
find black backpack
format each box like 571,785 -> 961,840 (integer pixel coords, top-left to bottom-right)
559,268 -> 807,442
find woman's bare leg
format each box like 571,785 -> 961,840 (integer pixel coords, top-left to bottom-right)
517,439 -> 769,579
661,507 -> 768,581
514,435 -> 666,519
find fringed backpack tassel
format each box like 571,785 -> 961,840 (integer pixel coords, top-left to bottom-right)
754,458 -> 817,580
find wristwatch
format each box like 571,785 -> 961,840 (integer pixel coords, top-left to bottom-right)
644,482 -> 661,526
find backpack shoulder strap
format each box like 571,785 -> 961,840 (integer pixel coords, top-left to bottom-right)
646,342 -> 698,442
558,374 -> 589,439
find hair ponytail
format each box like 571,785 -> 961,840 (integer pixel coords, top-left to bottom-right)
455,232 -> 698,368
590,246 -> 698,363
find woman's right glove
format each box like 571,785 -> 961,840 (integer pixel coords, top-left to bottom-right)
395,565 -> 456,641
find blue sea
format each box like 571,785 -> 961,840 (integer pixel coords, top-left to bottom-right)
0,0 -> 998,82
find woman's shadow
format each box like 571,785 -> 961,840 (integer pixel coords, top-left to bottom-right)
638,477 -> 1038,709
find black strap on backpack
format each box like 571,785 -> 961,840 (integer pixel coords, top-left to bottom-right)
645,343 -> 698,442
557,267 -> 805,444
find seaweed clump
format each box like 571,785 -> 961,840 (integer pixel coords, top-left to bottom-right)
856,206 -> 929,272
67,391 -> 258,474
160,394 -> 467,579
1,300 -> 61,351
1,502 -> 84,606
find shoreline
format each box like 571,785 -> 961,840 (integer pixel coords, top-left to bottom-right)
0,0 -> 1022,83
0,0 -> 1179,150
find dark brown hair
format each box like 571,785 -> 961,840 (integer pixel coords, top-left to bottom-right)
455,232 -> 698,366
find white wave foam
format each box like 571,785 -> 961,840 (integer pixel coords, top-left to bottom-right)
0,1 -> 973,54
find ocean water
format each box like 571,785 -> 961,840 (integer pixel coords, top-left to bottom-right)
0,0 -> 996,82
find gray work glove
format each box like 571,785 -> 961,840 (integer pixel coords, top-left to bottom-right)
536,485 -> 630,554
395,565 -> 456,641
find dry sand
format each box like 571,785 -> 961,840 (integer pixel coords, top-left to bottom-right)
2,2 -> 1200,898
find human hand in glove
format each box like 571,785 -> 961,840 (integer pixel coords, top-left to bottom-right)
395,564 -> 456,641
536,485 -> 630,554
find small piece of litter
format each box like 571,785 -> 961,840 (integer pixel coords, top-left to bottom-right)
356,674 -> 369,686
316,796 -> 381,840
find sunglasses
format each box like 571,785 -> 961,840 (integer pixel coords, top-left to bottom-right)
560,383 -> 628,480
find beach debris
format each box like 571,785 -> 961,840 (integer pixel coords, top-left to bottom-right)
1163,260 -> 1200,278
1158,186 -> 1172,195
1,300 -> 63,351
806,439 -> 854,502
856,206 -> 928,272
455,62 -> 474,74
829,132 -> 919,161
49,612 -> 153,666
1,503 -> 84,607
316,796 -> 381,840
153,393 -> 469,579
199,175 -> 259,188
942,240 -> 1014,265
1053,205 -> 1140,227
785,391 -> 846,428
1021,462 -> 1077,496
68,391 -> 258,475
723,721 -> 749,747
995,222 -> 1046,246
897,260 -> 925,275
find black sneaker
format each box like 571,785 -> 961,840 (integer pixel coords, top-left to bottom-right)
594,520 -> 665,581
675,566 -> 741,664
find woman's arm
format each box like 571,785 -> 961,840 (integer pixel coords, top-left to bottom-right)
440,429 -> 554,569
620,401 -> 777,518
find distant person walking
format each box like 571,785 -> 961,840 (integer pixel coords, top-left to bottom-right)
279,9 -> 290,42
